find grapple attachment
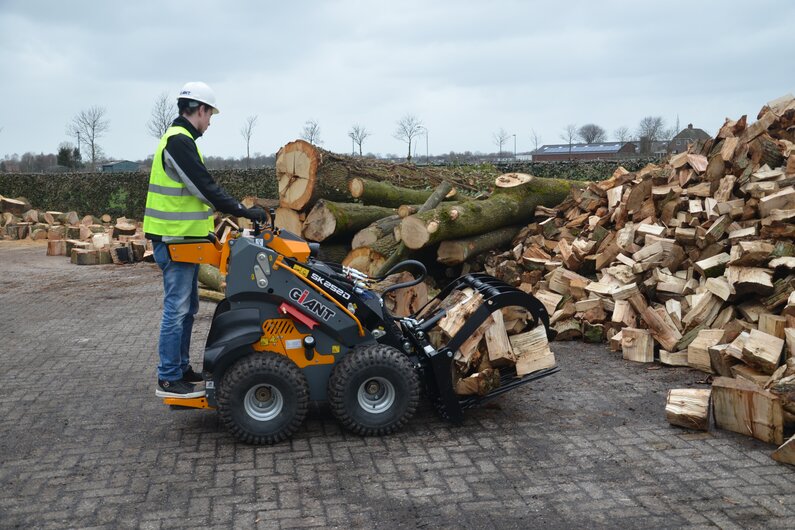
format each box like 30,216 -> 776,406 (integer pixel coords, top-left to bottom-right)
412,274 -> 559,423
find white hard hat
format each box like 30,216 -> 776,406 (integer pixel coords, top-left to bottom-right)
178,81 -> 219,114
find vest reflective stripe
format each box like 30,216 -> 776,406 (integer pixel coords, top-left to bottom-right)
144,208 -> 215,221
147,183 -> 194,196
142,126 -> 214,237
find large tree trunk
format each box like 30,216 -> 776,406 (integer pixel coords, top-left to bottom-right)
348,177 -> 456,207
275,140 -> 491,211
302,200 -> 396,242
400,173 -> 582,250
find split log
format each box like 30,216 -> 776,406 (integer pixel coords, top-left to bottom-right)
400,173 -> 581,250
484,309 -> 517,367
709,344 -> 740,376
70,248 -> 100,265
659,349 -> 689,367
348,177 -> 456,207
732,364 -> 770,386
302,200 -> 395,242
772,434 -> 795,466
712,376 -> 784,445
742,329 -> 784,374
455,368 -> 501,396
46,240 -> 67,256
666,389 -> 711,431
437,225 -> 522,266
687,329 -> 724,373
510,324 -> 556,376
621,328 -> 654,363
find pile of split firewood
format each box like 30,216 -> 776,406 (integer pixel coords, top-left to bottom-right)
475,94 -> 794,463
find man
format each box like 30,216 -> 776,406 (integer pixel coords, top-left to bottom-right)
144,81 -> 267,398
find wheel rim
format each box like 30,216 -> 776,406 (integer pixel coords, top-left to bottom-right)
244,384 -> 283,422
356,377 -> 396,414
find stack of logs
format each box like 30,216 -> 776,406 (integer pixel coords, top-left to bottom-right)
470,93 -> 795,463
0,198 -> 151,265
274,139 -> 582,276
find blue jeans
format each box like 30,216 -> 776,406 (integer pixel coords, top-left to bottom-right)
153,241 -> 199,381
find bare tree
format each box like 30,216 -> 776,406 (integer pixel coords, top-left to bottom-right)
146,92 -> 176,139
348,124 -> 371,156
393,114 -> 423,162
577,123 -> 607,143
67,106 -> 109,170
530,129 -> 541,152
614,126 -> 632,143
492,128 -> 511,156
240,115 -> 258,168
636,116 -> 667,142
301,119 -> 322,145
560,124 -> 578,159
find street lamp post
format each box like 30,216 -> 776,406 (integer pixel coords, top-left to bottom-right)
513,134 -> 516,158
425,129 -> 429,163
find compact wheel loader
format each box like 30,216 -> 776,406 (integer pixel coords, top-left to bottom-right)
162,220 -> 558,444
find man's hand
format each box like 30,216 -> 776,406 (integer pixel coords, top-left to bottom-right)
242,206 -> 269,223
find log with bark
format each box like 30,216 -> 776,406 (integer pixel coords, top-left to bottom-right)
375,180 -> 453,276
437,225 -> 522,266
348,177 -> 457,207
400,173 -> 582,250
199,263 -> 226,292
302,201 -> 396,242
275,139 -> 490,211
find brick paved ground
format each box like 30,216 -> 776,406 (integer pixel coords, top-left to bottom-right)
1,240 -> 794,529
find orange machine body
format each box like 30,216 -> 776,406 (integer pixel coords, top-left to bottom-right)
168,229 -> 311,274
252,318 -> 336,368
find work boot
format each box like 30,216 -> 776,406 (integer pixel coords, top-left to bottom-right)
156,379 -> 206,399
182,366 -> 204,384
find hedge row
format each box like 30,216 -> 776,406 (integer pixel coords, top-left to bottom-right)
0,169 -> 278,219
494,158 -> 661,181
0,158 -> 658,218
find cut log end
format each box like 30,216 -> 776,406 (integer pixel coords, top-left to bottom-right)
302,202 -> 336,242
401,216 -> 432,249
275,139 -> 319,210
495,173 -> 533,188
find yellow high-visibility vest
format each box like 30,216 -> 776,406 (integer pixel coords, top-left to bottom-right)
142,126 -> 214,237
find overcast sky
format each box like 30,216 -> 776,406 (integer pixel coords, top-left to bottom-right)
1,0 -> 793,162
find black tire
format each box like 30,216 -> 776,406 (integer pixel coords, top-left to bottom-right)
328,343 -> 419,436
217,352 -> 309,444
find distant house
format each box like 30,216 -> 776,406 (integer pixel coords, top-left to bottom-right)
531,142 -> 636,162
668,124 -> 711,154
100,160 -> 140,173
632,138 -> 669,156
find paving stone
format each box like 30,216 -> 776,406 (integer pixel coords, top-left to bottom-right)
1,242 -> 794,529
